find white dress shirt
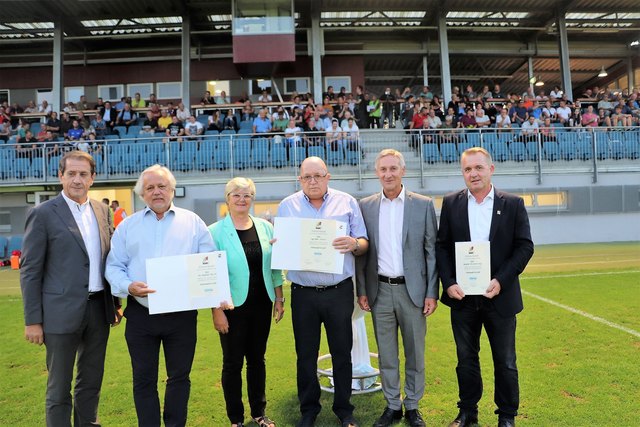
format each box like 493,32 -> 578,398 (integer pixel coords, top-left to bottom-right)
61,191 -> 103,292
377,186 -> 405,278
467,185 -> 494,242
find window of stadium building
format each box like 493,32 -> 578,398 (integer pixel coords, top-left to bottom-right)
233,0 -> 294,35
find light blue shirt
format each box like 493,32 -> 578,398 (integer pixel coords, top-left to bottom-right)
105,204 -> 216,306
278,188 -> 368,286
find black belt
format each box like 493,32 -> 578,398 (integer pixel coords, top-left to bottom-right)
88,290 -> 104,300
291,278 -> 351,292
378,274 -> 406,285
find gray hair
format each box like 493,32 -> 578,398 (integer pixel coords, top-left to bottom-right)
375,149 -> 406,170
134,164 -> 177,199
224,177 -> 256,202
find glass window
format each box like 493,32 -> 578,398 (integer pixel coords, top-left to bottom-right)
284,78 -> 310,94
65,86 -> 84,103
536,192 -> 566,208
0,211 -> 10,233
0,89 -> 9,105
324,76 -> 351,94
98,84 -> 124,102
127,83 -> 153,99
233,0 -> 294,35
156,82 -> 182,100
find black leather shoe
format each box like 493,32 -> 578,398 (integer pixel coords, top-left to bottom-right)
404,409 -> 426,427
448,411 -> 479,427
498,418 -> 515,427
296,414 -> 317,427
373,407 -> 403,427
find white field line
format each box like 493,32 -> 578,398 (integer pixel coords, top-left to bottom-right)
522,270 -> 640,280
529,259 -> 639,268
523,270 -> 640,337
533,252 -> 638,260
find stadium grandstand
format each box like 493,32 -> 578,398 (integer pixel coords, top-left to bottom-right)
0,0 -> 639,253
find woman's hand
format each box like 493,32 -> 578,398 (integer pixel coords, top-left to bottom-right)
212,308 -> 229,334
273,301 -> 285,323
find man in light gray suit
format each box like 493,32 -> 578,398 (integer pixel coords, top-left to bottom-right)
356,149 -> 438,427
21,150 -> 121,427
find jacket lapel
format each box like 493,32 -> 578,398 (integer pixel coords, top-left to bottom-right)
89,199 -> 108,258
52,194 -> 89,257
222,214 -> 244,258
402,191 -> 411,246
458,190 -> 471,241
489,189 -> 505,241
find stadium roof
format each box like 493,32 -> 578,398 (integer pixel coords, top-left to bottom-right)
0,0 -> 638,93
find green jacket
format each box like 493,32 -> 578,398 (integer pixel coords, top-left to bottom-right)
369,99 -> 382,118
208,214 -> 283,307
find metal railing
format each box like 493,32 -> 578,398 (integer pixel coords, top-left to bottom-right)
1,127 -> 638,187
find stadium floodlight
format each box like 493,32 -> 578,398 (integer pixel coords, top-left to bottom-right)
598,66 -> 608,77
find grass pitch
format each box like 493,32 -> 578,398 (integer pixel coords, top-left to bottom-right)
0,242 -> 638,426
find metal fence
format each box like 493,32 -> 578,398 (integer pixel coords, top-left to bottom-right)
1,127 -> 638,187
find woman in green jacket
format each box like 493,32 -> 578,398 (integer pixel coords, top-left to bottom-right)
209,177 -> 284,427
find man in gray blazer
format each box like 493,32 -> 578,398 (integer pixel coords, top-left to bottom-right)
356,149 -> 438,427
21,150 -> 120,427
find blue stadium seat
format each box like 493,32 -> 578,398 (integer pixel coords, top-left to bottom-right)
113,126 -> 128,137
488,140 -> 509,162
557,134 -> 576,161
624,132 -> 639,159
126,125 -> 142,137
215,142 -> 230,170
326,142 -> 344,166
465,132 -> 482,147
30,156 -> 46,178
204,130 -> 219,136
107,144 -> 129,173
0,146 -> 15,179
171,141 -> 197,172
233,138 -> 251,170
141,142 -> 165,168
594,132 -> 610,160
196,115 -> 209,127
290,146 -> 306,167
509,141 -> 527,162
543,141 -> 559,161
14,157 -> 30,179
197,138 -> 215,171
8,235 -> 23,253
251,138 -> 270,168
576,136 -> 593,161
0,235 -> 8,259
308,145 -> 326,161
270,143 -> 288,168
422,143 -> 439,163
48,155 -> 61,177
440,142 -> 457,163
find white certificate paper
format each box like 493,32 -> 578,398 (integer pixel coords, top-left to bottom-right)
455,241 -> 491,295
271,217 -> 347,274
146,251 -> 232,315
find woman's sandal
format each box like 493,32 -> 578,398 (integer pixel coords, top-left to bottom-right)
253,415 -> 276,427
231,423 -> 244,427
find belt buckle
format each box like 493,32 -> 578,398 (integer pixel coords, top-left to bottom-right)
314,285 -> 326,292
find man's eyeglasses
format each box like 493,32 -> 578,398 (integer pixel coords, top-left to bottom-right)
300,173 -> 328,183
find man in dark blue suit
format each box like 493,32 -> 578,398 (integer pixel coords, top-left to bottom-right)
436,147 -> 534,427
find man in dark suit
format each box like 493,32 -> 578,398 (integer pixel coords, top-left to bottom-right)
20,150 -> 121,426
436,147 -> 534,427
356,149 -> 438,427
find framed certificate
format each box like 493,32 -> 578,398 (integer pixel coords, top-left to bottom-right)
271,217 -> 347,274
146,251 -> 232,315
455,241 -> 491,295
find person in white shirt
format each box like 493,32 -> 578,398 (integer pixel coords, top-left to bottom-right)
176,103 -> 191,123
495,109 -> 512,130
555,100 -> 572,125
184,115 -> 204,140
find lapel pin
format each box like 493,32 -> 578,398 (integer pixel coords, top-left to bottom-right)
497,210 -> 501,215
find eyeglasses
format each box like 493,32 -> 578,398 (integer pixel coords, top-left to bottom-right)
300,173 -> 328,182
229,193 -> 254,200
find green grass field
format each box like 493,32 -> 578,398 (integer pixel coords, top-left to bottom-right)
0,242 -> 638,426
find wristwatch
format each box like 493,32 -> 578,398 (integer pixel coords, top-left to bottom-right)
353,238 -> 360,252
275,297 -> 285,303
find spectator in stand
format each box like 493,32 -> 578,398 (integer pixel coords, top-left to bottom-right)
379,87 -> 396,128
101,101 -> 118,130
39,99 -> 52,115
201,90 -> 215,105
343,117 -> 359,150
556,100 -> 572,126
426,108 -> 442,130
354,85 -> 368,128
0,121 -> 10,142
16,130 -> 38,158
114,97 -> 126,111
323,85 -> 336,101
184,115 -> 204,140
0,106 -> 10,127
67,120 -> 85,141
464,85 -> 477,101
148,93 -> 159,107
480,85 -> 493,100
140,112 -> 158,136
598,108 -> 612,127
94,97 -> 105,110
215,91 -> 231,105
313,111 -> 325,131
16,118 -> 30,142
518,115 -> 539,143
75,111 -> 90,130
303,103 -> 316,126
400,97 -> 415,129
131,92 -> 146,109
338,87 -> 347,99
272,109 -> 289,134
528,101 -> 543,124
536,90 -> 548,101
157,109 -> 172,133
446,107 -> 462,129
550,86 -> 563,100
326,118 -> 344,151
303,118 -> 323,147
410,106 -> 428,131
258,89 -> 272,103
322,109 -> 336,131
24,100 -> 38,114
495,108 -> 512,131
164,102 -> 175,117
284,118 -> 302,149
540,118 -> 556,144
207,110 -> 223,132
165,115 -> 185,143
510,100 -> 527,125
35,122 -> 48,141
368,94 -> 383,129
611,105 -> 631,127
339,110 -> 354,130
116,103 -> 138,129
45,111 -> 61,138
568,108 -> 582,129
223,109 -> 238,131
176,103 -> 191,123
475,108 -> 491,128
419,85 -> 434,100
242,101 -> 256,122
460,108 -> 478,129
334,96 -> 352,123
59,112 -> 73,139
431,96 -> 444,117
252,109 -> 272,137
581,105 -> 598,128
542,100 -> 557,122
63,102 -> 77,114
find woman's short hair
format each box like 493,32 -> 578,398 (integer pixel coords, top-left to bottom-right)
224,177 -> 256,201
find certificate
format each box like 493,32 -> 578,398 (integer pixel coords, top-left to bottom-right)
455,241 -> 491,295
146,251 -> 232,315
271,217 -> 347,274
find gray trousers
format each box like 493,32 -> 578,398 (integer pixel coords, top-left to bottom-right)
371,280 -> 426,410
44,298 -> 110,427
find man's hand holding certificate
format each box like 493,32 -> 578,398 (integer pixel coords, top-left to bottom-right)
271,217 -> 347,273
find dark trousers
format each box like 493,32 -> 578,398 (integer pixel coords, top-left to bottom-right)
290,278 -> 354,421
451,296 -> 519,419
219,294 -> 273,423
44,297 -> 110,427
124,297 -> 197,427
